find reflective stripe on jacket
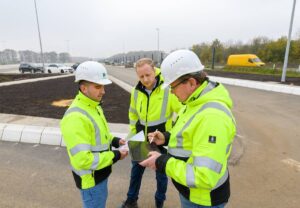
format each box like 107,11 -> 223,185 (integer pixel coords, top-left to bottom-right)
166,80 -> 236,206
60,91 -> 115,189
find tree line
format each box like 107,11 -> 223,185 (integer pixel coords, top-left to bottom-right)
191,36 -> 300,67
2,36 -> 300,67
0,49 -> 71,65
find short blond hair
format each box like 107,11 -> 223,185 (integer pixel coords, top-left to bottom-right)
135,58 -> 154,69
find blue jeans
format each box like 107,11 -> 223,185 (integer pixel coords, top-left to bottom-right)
127,161 -> 168,203
179,194 -> 226,208
79,178 -> 108,208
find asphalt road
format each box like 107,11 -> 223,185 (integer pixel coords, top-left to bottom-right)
0,141 -> 180,208
0,65 -> 299,207
106,66 -> 300,208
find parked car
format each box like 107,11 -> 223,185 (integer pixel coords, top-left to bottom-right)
19,63 -> 44,73
125,62 -> 134,68
71,63 -> 80,71
46,64 -> 72,73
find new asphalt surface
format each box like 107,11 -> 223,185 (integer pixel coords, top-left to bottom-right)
1,69 -> 300,208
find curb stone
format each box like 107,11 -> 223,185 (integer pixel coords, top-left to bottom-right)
0,123 -> 127,146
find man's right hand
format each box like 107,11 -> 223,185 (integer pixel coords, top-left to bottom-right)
119,150 -> 128,160
148,130 -> 165,145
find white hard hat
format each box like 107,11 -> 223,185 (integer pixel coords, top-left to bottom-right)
161,49 -> 204,89
75,61 -> 112,85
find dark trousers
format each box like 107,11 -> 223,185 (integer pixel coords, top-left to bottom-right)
126,161 -> 168,203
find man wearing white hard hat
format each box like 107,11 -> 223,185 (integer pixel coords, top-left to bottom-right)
61,61 -> 128,208
140,50 -> 236,208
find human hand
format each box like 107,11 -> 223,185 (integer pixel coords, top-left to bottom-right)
119,150 -> 128,160
148,130 -> 165,145
119,138 -> 127,146
139,151 -> 161,170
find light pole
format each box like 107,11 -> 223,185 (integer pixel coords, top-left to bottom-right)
34,0 -> 45,71
65,40 -> 72,62
156,28 -> 160,64
156,28 -> 160,52
281,0 -> 297,82
122,41 -> 125,64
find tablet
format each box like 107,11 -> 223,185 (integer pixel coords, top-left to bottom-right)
128,141 -> 160,162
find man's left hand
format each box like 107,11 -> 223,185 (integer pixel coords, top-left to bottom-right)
139,151 -> 161,170
119,138 -> 127,146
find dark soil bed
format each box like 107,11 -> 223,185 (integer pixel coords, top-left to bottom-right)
0,73 -> 64,83
0,76 -> 130,123
205,70 -> 300,86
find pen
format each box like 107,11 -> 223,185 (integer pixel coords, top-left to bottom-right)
149,129 -> 158,144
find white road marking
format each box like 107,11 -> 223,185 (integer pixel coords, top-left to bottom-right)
33,144 -> 39,147
281,158 -> 300,172
236,134 -> 244,138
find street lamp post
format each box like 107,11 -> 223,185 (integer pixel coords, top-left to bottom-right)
65,40 -> 72,62
156,28 -> 160,52
281,0 -> 297,82
156,28 -> 160,64
34,0 -> 45,71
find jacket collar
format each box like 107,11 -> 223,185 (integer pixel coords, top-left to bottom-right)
135,72 -> 163,92
183,80 -> 232,110
76,91 -> 99,108
183,80 -> 211,105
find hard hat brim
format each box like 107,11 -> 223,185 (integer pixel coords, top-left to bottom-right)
74,78 -> 112,85
161,82 -> 169,89
97,79 -> 112,85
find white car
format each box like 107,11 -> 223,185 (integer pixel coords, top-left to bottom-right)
46,64 -> 72,73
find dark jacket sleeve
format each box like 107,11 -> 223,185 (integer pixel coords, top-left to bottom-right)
112,150 -> 121,163
111,137 -> 121,148
156,154 -> 171,174
162,131 -> 171,146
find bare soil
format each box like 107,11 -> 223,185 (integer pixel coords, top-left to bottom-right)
0,73 -> 63,83
0,75 -> 130,123
205,70 -> 300,86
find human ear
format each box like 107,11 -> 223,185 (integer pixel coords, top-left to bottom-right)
189,78 -> 198,90
79,84 -> 87,94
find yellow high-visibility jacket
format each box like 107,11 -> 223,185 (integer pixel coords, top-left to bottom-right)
129,69 -> 182,151
156,80 -> 236,206
60,91 -> 121,189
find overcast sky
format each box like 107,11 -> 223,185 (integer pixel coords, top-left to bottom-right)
1,0 -> 300,58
